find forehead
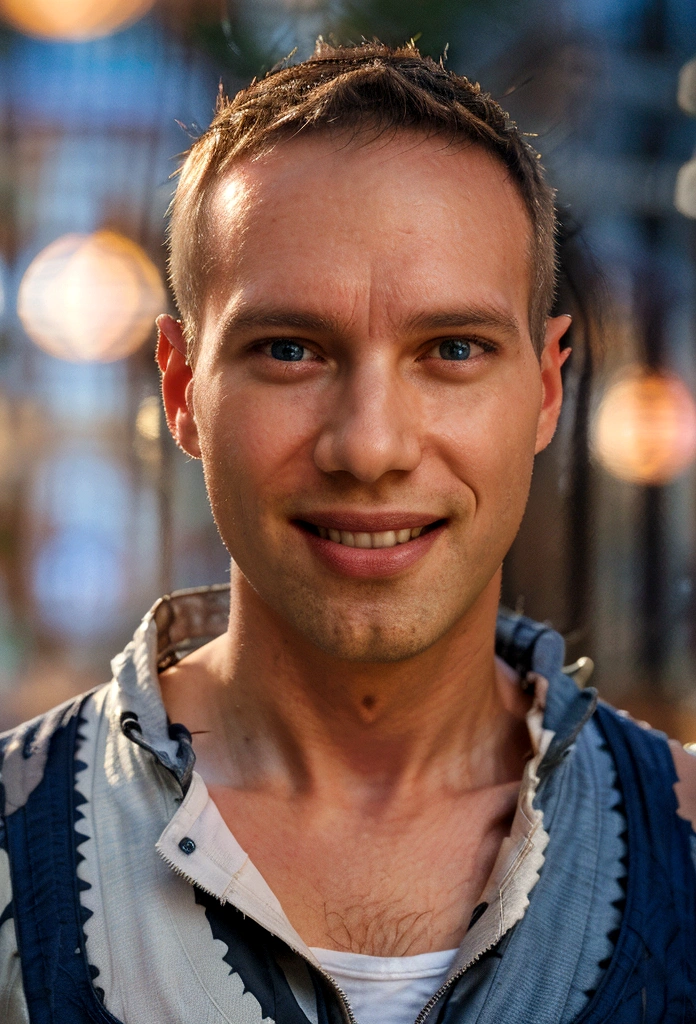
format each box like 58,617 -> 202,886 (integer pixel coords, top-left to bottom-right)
200,133 -> 533,335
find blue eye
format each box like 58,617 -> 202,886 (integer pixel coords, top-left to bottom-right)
438,339 -> 471,361
270,340 -> 306,361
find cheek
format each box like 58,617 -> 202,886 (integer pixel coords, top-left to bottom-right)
195,380 -> 318,505
431,373 -> 541,514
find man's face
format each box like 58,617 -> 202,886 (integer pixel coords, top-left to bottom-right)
170,134 -> 566,662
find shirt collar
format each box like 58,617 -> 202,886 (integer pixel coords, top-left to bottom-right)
495,608 -> 598,773
110,586 -> 597,973
112,587 -> 597,789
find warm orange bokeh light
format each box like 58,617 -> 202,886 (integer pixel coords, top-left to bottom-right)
592,368 -> 696,485
18,231 -> 166,363
0,0 -> 155,40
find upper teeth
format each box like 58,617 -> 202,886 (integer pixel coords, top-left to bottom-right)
317,527 -> 424,547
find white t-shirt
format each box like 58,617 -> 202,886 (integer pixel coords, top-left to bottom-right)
311,946 -> 457,1024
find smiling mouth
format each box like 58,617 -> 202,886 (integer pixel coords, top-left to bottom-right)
297,520 -> 445,548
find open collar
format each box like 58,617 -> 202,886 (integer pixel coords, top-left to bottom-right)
109,587 -> 597,974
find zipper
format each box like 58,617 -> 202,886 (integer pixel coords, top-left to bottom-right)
157,840 -> 494,1024
312,971 -> 359,1024
157,845 -> 359,1024
155,773 -> 525,1024
413,938 -> 501,1024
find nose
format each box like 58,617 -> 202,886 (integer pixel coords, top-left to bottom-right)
313,359 -> 422,482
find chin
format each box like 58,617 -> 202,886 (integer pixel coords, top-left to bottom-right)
281,597 -> 456,663
304,624 -> 438,664
233,537 -> 499,663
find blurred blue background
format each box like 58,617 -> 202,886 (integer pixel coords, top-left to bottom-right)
2,0 -> 696,737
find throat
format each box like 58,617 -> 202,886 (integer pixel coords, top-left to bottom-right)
359,693 -> 378,718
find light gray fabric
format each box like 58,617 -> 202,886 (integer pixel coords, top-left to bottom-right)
1,697 -> 86,816
0,848 -> 29,1024
75,685 -> 276,1024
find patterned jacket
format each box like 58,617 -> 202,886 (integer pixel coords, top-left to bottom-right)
1,588 -> 695,1023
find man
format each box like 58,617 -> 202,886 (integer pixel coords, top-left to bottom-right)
1,42 -> 695,1024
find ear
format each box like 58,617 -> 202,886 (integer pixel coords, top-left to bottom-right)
156,314 -> 201,459
534,315 -> 572,455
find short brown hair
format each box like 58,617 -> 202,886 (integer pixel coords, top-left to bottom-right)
168,41 -> 557,361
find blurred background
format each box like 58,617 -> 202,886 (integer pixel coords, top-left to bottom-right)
2,0 -> 696,736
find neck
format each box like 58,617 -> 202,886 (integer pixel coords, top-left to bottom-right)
170,567 -> 531,804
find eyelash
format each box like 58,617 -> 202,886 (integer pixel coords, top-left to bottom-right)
250,340 -> 322,366
421,337 -> 497,361
254,336 -> 498,364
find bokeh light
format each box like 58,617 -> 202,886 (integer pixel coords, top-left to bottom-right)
0,0 -> 156,41
135,394 -> 163,467
32,528 -> 126,639
30,450 -> 132,639
678,57 -> 696,116
136,395 -> 161,443
18,230 -> 166,363
592,368 -> 696,485
0,392 -> 16,485
675,157 -> 696,218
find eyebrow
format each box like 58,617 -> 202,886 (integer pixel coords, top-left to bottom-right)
219,303 -> 521,339
402,307 -> 521,338
220,306 -> 344,336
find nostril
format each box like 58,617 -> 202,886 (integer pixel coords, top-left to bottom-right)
312,416 -> 421,481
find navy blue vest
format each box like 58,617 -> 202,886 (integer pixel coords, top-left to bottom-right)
2,652 -> 696,1022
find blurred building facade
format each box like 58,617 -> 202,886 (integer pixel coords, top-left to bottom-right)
1,0 -> 696,734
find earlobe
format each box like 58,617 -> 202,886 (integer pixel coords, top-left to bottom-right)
534,315 -> 573,454
156,314 -> 201,459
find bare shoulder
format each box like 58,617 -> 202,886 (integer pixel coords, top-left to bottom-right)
669,739 -> 696,832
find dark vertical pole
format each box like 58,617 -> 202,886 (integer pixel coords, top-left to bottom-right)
566,326 -> 593,643
639,274 -> 668,685
642,486 -> 666,683
636,0 -> 669,691
554,217 -> 597,647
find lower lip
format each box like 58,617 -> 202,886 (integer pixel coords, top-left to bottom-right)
295,523 -> 446,578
